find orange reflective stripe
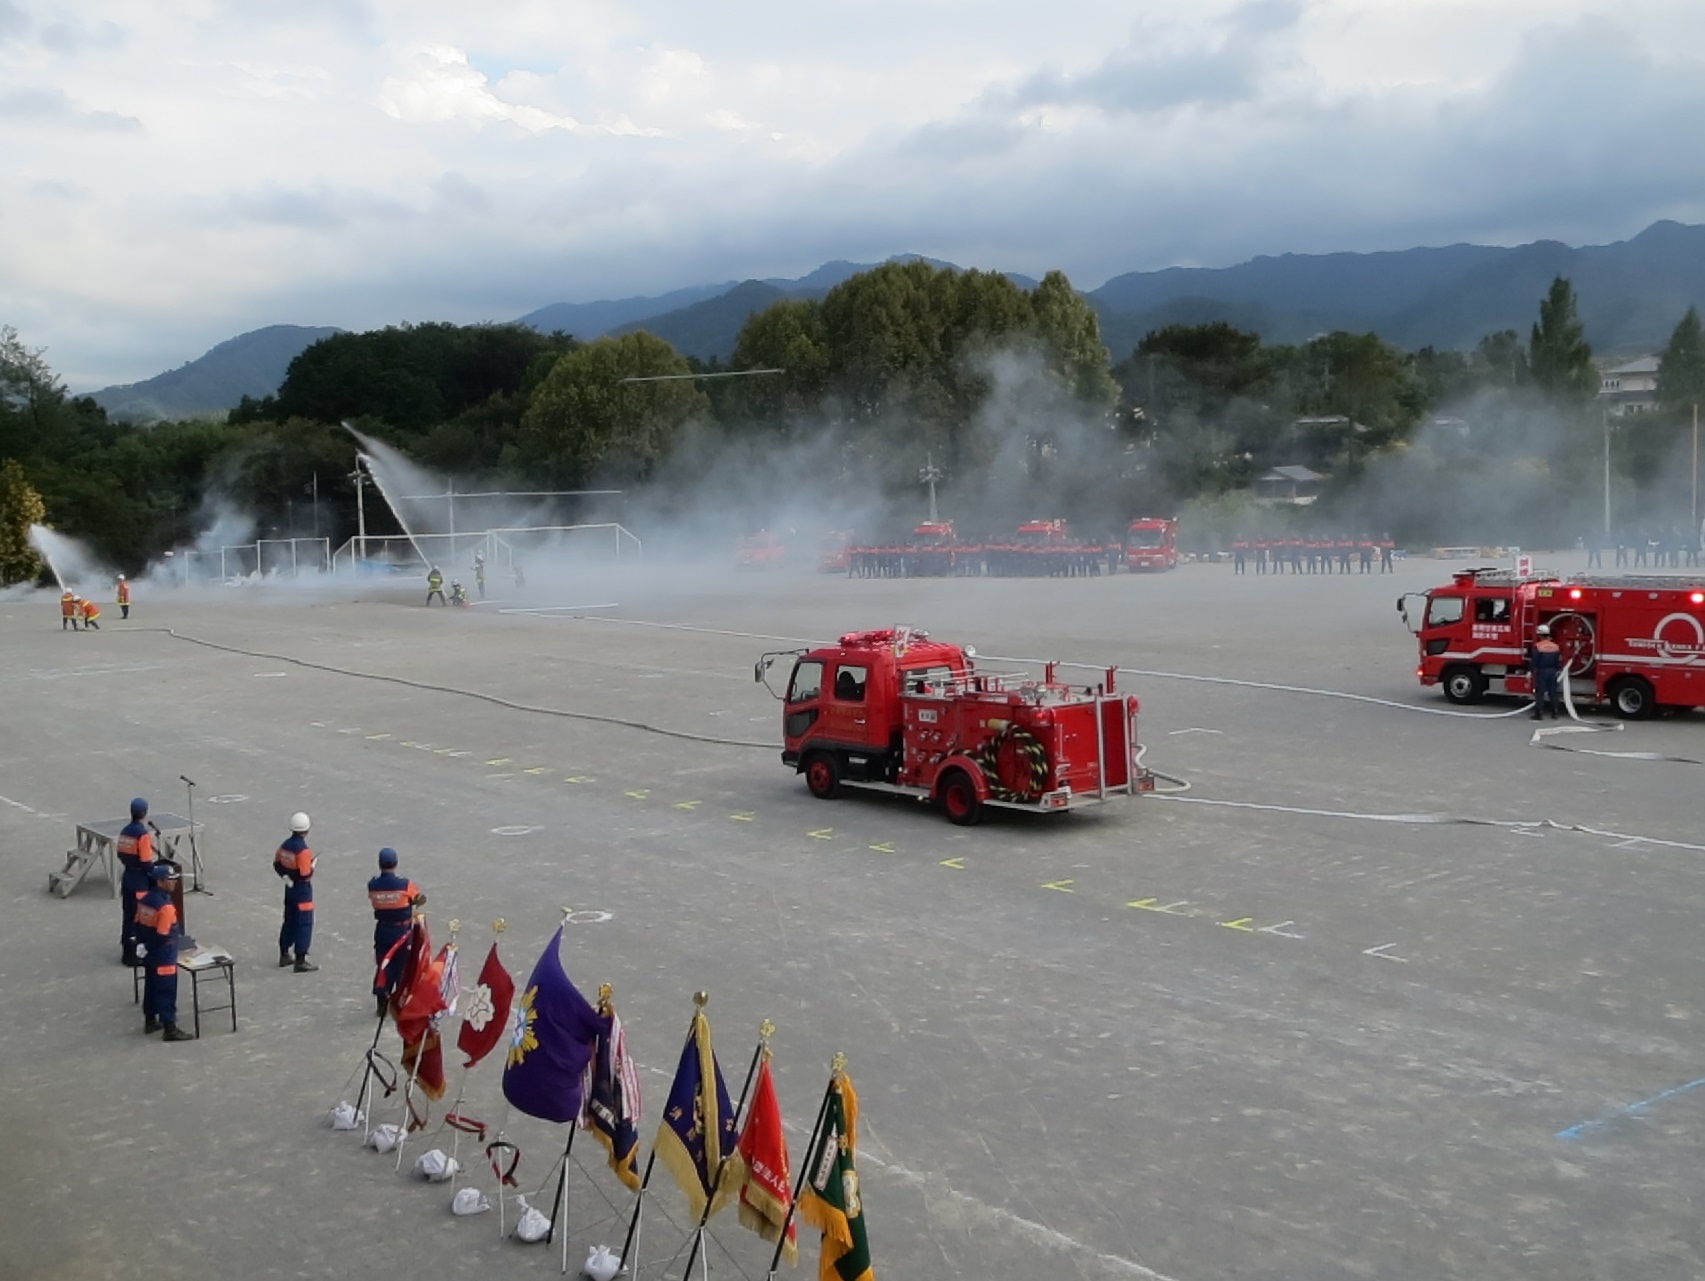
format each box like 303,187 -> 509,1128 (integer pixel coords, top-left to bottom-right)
158,904 -> 178,933
298,899 -> 314,913
154,964 -> 176,977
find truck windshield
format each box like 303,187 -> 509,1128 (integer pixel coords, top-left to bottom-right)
1128,529 -> 1165,548
788,660 -> 823,703
1425,596 -> 1464,627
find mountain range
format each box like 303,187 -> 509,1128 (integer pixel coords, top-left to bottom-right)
90,222 -> 1705,421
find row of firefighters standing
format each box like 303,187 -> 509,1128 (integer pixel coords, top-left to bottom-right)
115,799 -> 423,1039
1230,536 -> 1397,575
59,575 -> 132,629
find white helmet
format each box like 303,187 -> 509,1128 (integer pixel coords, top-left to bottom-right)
289,811 -> 311,832
1536,624 -> 1551,636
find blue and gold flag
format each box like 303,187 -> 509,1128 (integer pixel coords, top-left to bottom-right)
501,927 -> 599,1124
654,1006 -> 745,1220
582,1000 -> 643,1192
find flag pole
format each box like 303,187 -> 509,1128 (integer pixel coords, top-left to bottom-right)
764,1054 -> 843,1281
617,994 -> 718,1278
364,904 -> 421,1140
545,905 -> 579,1265
677,1015 -> 773,1281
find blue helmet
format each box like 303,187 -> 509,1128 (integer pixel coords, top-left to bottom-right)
150,863 -> 179,883
378,847 -> 399,869
130,797 -> 149,819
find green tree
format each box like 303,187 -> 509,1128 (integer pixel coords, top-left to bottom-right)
1527,277 -> 1595,401
0,457 -> 46,584
1030,270 -> 1118,410
517,333 -> 707,486
1657,306 -> 1705,410
724,299 -> 831,427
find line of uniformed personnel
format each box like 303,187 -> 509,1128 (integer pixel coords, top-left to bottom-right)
1228,535 -> 1397,575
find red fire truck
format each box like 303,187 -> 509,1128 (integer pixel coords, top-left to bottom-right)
755,627 -> 1150,824
1399,567 -> 1705,718
736,530 -> 788,569
1124,518 -> 1179,571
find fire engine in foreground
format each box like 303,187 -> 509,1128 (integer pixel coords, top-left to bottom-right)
755,628 -> 1151,824
1399,567 -> 1705,718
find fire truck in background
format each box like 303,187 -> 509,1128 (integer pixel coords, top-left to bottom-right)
1399,567 -> 1705,718
736,530 -> 788,569
755,627 -> 1151,825
1124,518 -> 1179,571
817,531 -> 853,573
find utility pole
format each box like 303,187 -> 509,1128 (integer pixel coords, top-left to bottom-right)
919,454 -> 943,524
351,458 -> 369,560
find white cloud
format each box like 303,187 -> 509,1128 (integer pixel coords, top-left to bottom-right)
0,0 -> 1701,388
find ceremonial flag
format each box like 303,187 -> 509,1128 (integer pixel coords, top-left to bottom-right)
398,943 -> 452,1101
735,1054 -> 796,1263
654,1006 -> 745,1221
501,927 -> 600,1123
385,918 -> 432,1018
798,1074 -> 874,1281
581,1001 -> 643,1191
457,942 -> 516,1068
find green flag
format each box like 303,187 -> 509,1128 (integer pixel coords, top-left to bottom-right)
797,1073 -> 874,1281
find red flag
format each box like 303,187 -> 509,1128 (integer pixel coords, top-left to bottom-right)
387,919 -> 432,1019
736,1056 -> 797,1263
398,943 -> 450,1101
456,942 -> 516,1068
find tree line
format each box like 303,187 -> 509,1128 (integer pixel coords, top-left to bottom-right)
4,267 -> 1705,584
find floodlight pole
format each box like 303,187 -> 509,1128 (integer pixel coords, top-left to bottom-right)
1602,409 -> 1611,539
351,459 -> 369,560
919,454 -> 943,524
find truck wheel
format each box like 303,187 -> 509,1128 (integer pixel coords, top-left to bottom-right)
1608,675 -> 1656,720
1441,665 -> 1487,705
803,751 -> 841,799
938,769 -> 984,827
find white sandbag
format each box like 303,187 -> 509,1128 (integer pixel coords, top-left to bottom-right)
451,1187 -> 490,1216
414,1149 -> 460,1182
329,1101 -> 364,1131
512,1195 -> 551,1243
367,1124 -> 407,1154
584,1244 -> 623,1281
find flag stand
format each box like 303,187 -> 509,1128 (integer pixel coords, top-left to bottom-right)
546,1123 -> 580,1273
763,1057 -> 842,1281
352,1005 -> 392,1142
675,1016 -> 772,1281
394,923 -> 460,1171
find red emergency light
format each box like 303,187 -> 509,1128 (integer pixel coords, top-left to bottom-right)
1693,592 -> 1704,605
1569,588 -> 1582,599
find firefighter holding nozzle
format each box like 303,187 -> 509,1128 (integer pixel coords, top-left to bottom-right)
1528,623 -> 1563,720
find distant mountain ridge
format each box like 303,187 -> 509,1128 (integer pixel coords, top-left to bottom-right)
91,224 -> 1705,420
90,324 -> 344,422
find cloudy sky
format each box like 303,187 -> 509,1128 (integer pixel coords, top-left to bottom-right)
5,0 -> 1704,390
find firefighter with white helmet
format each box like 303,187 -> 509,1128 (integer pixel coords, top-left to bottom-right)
273,811 -> 318,971
1528,623 -> 1563,721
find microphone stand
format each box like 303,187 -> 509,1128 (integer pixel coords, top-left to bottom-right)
181,775 -> 211,896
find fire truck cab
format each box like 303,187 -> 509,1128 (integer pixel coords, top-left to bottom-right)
756,627 -> 1149,824
1125,518 -> 1179,571
1400,567 -> 1705,717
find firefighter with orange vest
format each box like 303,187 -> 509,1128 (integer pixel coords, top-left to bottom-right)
1528,623 -> 1564,720
116,796 -> 156,964
80,596 -> 101,629
273,812 -> 318,972
367,847 -> 425,1016
116,574 -> 131,619
60,591 -> 80,630
136,862 -> 193,1040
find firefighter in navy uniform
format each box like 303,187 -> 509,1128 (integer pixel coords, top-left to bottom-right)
367,847 -> 424,1016
1528,624 -> 1564,720
273,812 -> 318,972
136,863 -> 193,1041
115,797 -> 155,965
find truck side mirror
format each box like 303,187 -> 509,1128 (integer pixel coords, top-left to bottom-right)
753,660 -> 766,683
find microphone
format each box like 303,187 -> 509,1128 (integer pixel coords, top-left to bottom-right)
180,775 -> 197,787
